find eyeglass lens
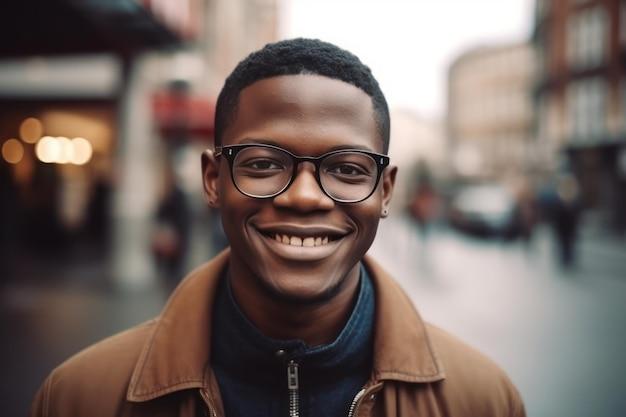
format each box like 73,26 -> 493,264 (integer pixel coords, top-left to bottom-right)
231,146 -> 378,202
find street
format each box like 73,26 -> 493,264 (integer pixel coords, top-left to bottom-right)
2,215 -> 625,417
370,216 -> 626,417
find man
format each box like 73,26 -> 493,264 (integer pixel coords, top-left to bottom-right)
31,38 -> 525,417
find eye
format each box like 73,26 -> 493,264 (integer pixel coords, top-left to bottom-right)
327,163 -> 368,176
245,159 -> 283,170
235,158 -> 287,178
322,152 -> 377,181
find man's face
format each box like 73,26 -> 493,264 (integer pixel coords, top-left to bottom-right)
205,74 -> 395,304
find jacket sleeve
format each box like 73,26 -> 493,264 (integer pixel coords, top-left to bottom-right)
30,372 -> 54,417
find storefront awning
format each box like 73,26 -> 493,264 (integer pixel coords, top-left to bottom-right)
0,0 -> 192,57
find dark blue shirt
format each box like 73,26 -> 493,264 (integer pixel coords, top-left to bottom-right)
211,266 -> 375,417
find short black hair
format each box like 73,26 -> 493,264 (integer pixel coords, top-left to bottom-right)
214,38 -> 390,153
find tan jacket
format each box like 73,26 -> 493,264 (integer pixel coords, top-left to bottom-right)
31,250 -> 525,417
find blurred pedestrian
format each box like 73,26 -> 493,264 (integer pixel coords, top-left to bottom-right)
540,173 -> 581,268
408,173 -> 439,274
85,174 -> 112,251
152,167 -> 190,288
552,174 -> 581,267
409,179 -> 439,237
513,179 -> 537,248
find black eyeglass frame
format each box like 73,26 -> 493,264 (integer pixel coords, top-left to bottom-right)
214,143 -> 390,203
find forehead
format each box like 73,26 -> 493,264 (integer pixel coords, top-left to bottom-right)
223,75 -> 381,153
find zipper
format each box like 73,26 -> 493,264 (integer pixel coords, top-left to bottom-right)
287,360 -> 300,417
347,388 -> 366,417
347,383 -> 383,417
199,388 -> 218,417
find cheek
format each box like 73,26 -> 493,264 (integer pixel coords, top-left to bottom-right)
346,203 -> 382,244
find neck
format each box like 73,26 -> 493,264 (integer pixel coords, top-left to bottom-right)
229,263 -> 361,347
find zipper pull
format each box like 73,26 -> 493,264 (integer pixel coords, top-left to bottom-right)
287,360 -> 300,417
287,360 -> 299,390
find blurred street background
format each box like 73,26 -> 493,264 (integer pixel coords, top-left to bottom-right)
1,0 -> 625,416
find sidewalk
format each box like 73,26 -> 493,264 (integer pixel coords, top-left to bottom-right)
578,224 -> 626,263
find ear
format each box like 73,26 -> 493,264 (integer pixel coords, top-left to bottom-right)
380,165 -> 397,218
201,149 -> 220,208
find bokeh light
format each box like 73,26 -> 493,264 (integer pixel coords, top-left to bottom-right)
70,137 -> 93,165
35,136 -> 93,165
56,137 -> 72,164
35,136 -> 61,163
1,138 -> 24,164
19,117 -> 44,144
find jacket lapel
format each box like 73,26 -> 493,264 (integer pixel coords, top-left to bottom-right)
364,256 -> 445,383
127,250 -> 230,402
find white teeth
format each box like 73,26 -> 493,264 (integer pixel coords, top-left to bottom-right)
269,233 -> 334,247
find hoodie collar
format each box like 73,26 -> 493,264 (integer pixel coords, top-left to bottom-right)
127,250 -> 444,402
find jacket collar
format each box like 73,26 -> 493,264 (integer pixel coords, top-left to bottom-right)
363,256 -> 445,383
127,250 -> 444,402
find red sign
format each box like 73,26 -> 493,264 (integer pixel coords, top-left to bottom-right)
152,91 -> 215,140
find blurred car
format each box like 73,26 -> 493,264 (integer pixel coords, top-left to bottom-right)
449,184 -> 520,239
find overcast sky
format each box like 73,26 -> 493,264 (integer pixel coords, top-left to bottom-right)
280,0 -> 534,118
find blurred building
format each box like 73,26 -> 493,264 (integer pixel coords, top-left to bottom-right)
205,0 -> 279,94
533,0 -> 626,232
0,0 -> 278,288
389,109 -> 445,210
447,43 -> 537,182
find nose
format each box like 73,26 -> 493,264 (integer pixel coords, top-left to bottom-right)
273,162 -> 334,212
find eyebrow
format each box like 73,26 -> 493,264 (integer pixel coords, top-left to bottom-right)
238,137 -> 376,153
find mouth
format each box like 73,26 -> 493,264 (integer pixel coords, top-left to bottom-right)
252,224 -> 352,260
260,232 -> 339,247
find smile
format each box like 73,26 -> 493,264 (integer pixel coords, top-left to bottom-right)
271,234 -> 330,247
252,224 -> 351,261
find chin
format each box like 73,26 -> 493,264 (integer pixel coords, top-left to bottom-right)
259,268 -> 349,306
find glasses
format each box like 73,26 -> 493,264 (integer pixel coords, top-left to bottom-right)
215,143 -> 390,203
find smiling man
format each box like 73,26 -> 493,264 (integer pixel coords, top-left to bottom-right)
31,39 -> 525,417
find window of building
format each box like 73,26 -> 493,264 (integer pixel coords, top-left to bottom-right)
567,77 -> 607,142
567,6 -> 608,69
621,2 -> 626,47
536,92 -> 560,165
